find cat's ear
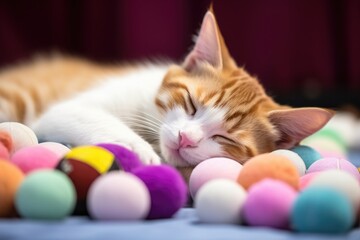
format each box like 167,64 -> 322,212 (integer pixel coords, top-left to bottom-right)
183,11 -> 235,71
183,12 -> 222,70
268,107 -> 334,149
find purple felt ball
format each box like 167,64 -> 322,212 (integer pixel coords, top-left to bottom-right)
243,179 -> 297,229
306,157 -> 360,182
97,143 -> 143,172
132,165 -> 188,219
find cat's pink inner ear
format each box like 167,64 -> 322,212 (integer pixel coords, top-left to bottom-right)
183,12 -> 222,71
268,107 -> 334,149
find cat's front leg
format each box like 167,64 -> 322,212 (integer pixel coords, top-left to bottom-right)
31,103 -> 161,165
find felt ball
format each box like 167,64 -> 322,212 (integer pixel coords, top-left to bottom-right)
306,157 -> 360,181
15,170 -> 76,220
39,142 -> 71,159
237,154 -> 299,190
271,149 -> 306,176
56,146 -> 118,215
0,143 -> 10,160
195,179 -> 247,224
97,143 -> 142,172
87,172 -> 150,220
189,157 -> 243,198
0,131 -> 13,153
290,145 -> 322,169
0,160 -> 24,218
299,172 -> 320,190
11,145 -> 59,174
291,186 -> 354,233
243,179 -> 297,229
308,170 -> 360,213
0,122 -> 38,155
303,134 -> 346,156
132,165 -> 188,219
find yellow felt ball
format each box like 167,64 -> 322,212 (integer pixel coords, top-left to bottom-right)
64,146 -> 116,174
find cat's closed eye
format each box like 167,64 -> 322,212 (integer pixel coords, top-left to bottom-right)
212,134 -> 237,144
185,92 -> 197,116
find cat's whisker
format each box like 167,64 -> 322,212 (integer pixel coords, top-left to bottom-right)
119,117 -> 161,129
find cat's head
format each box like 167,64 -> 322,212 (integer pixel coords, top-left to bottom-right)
156,10 -> 333,167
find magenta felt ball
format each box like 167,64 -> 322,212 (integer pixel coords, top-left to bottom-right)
87,172 -> 150,220
132,165 -> 188,219
189,157 -> 242,198
11,146 -> 60,174
97,143 -> 143,172
306,157 -> 360,182
243,179 -> 297,229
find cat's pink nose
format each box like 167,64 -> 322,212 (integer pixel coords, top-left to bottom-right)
179,131 -> 197,148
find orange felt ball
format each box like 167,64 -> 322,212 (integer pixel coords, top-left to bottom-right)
237,154 -> 300,190
0,160 -> 25,217
0,131 -> 13,153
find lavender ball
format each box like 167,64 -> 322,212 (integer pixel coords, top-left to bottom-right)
132,165 -> 188,219
306,157 -> 360,181
87,172 -> 150,220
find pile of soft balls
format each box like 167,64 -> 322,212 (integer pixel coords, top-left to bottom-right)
1,120 -> 360,235
190,141 -> 360,234
0,122 -> 188,221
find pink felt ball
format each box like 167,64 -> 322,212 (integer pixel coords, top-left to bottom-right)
0,144 -> 10,160
189,157 -> 242,198
306,157 -> 360,182
39,142 -> 70,159
243,179 -> 297,229
299,172 -> 320,190
87,172 -> 150,220
11,145 -> 60,174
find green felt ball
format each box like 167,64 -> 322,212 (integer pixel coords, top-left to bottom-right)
290,145 -> 322,169
15,170 -> 76,220
291,186 -> 354,234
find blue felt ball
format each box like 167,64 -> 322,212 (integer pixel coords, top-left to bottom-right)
290,145 -> 322,169
291,186 -> 354,234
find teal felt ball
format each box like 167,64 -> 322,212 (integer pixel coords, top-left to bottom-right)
290,145 -> 322,169
15,169 -> 76,220
291,186 -> 354,234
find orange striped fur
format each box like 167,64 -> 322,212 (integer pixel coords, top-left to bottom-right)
0,55 -> 134,124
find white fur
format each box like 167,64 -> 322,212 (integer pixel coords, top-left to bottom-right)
160,106 -> 226,166
32,65 -> 168,164
31,64 -> 228,166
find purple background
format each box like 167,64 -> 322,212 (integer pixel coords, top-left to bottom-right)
0,0 -> 359,107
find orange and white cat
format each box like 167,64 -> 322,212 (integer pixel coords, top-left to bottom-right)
0,10 -> 333,167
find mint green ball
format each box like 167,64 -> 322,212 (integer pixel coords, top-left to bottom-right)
291,186 -> 354,233
15,170 -> 76,220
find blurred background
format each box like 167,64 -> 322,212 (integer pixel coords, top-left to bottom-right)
0,0 -> 359,110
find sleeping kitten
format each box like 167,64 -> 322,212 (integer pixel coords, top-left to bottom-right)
0,10 -> 333,169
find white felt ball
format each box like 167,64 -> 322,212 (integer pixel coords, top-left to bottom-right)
270,149 -> 306,176
0,122 -> 38,155
308,170 -> 360,213
87,172 -> 150,220
195,179 -> 247,224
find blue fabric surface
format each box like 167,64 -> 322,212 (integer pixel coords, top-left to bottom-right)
1,208 -> 360,240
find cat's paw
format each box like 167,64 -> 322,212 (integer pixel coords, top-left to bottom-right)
120,141 -> 162,165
